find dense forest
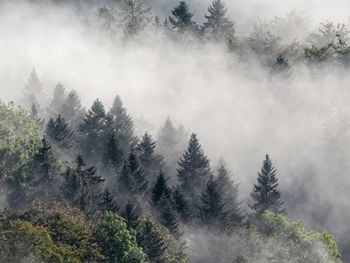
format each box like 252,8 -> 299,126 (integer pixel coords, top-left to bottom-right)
1,0 -> 350,262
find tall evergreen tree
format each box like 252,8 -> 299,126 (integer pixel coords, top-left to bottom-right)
47,82 -> 66,118
45,115 -> 74,149
158,195 -> 180,239
99,187 -> 119,213
172,186 -> 191,221
137,132 -> 164,182
79,99 -> 106,159
203,0 -> 234,39
127,152 -> 149,196
177,133 -> 210,207
215,161 -> 244,228
250,154 -> 285,215
23,68 -> 44,108
151,172 -> 172,205
169,1 -> 197,33
104,132 -> 124,169
199,175 -> 226,226
122,200 -> 139,229
30,103 -> 45,129
61,89 -> 85,129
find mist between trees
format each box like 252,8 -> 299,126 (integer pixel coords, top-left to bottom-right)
1,0 -> 350,262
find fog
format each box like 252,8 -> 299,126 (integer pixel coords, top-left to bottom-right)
1,0 -> 350,260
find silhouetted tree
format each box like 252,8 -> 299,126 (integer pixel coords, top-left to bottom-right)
23,68 -> 44,108
250,154 -> 285,215
99,187 -> 119,213
151,172 -> 172,205
61,89 -> 85,129
47,82 -> 66,118
169,1 -> 197,33
122,200 -> 139,229
172,186 -> 191,221
45,115 -> 74,149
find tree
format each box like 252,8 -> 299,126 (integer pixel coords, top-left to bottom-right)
215,161 -> 244,228
119,151 -> 148,196
158,196 -> 180,239
199,175 -> 226,226
99,187 -> 119,213
169,1 -> 197,33
95,211 -> 146,263
47,82 -> 66,118
62,155 -> 104,212
151,172 -> 172,205
172,186 -> 191,221
79,99 -> 106,160
60,89 -> 85,129
104,132 -> 124,169
118,0 -> 152,36
30,103 -> 45,129
22,68 -> 44,109
203,0 -> 234,39
122,200 -> 139,229
250,154 -> 285,215
136,132 -> 164,182
45,115 -> 74,149
270,54 -> 292,77
177,133 -> 211,207
27,137 -> 60,202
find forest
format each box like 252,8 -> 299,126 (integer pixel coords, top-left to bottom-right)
1,0 -> 350,262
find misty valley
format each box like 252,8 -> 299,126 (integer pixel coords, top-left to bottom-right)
1,0 -> 350,262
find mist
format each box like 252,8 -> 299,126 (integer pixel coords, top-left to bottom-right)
1,0 -> 350,261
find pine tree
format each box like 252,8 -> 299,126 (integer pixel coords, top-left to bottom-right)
203,0 -> 234,39
79,99 -> 106,159
216,161 -> 244,228
61,89 -> 85,129
30,103 -> 45,129
158,195 -> 180,239
199,175 -> 226,226
128,152 -> 148,195
23,68 -> 44,108
45,115 -> 74,149
99,187 -> 119,213
137,132 -> 164,182
47,82 -> 66,118
104,132 -> 124,169
172,186 -> 191,221
169,1 -> 197,33
122,201 -> 139,229
28,137 -> 60,201
151,172 -> 172,205
250,154 -> 285,215
177,133 -> 211,207
270,54 -> 292,77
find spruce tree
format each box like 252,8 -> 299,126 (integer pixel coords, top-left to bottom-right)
23,68 -> 44,108
79,99 -> 106,159
169,1 -> 197,33
99,187 -> 119,213
172,186 -> 191,221
136,132 -> 164,182
45,115 -> 74,149
199,175 -> 226,226
203,0 -> 234,39
250,154 -> 285,215
151,172 -> 172,205
104,132 -> 124,169
216,160 -> 244,228
30,103 -> 45,129
122,201 -> 139,229
61,89 -> 85,129
158,195 -> 180,239
177,133 -> 211,207
47,82 -> 66,118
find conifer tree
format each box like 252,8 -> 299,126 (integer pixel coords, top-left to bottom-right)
136,132 -> 164,182
172,186 -> 191,221
203,0 -> 234,39
177,133 -> 211,207
47,82 -> 66,118
122,201 -> 139,229
45,115 -> 74,149
169,1 -> 197,33
199,175 -> 226,226
158,195 -> 180,239
23,68 -> 44,108
61,89 -> 85,129
30,103 -> 45,129
104,132 -> 124,169
151,172 -> 172,205
250,154 -> 285,215
216,161 -> 244,228
99,187 -> 119,213
79,99 -> 106,159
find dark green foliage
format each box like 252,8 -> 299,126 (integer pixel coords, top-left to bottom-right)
169,1 -> 197,33
177,133 -> 210,207
158,196 -> 180,239
79,99 -> 106,159
62,155 -> 104,212
122,201 -> 139,229
95,211 -> 146,263
99,187 -> 119,213
119,151 -> 148,196
199,175 -> 226,225
172,186 -> 191,221
250,154 -> 285,215
151,172 -> 172,205
136,132 -> 164,182
104,132 -> 124,169
45,115 -> 74,149
203,0 -> 234,39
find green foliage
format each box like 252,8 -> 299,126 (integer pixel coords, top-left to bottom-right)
136,215 -> 188,263
46,115 -> 74,149
169,1 -> 197,33
95,211 -> 146,263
